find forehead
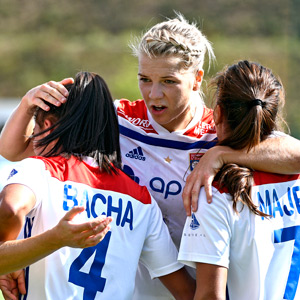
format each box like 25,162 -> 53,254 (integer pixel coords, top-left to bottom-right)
138,54 -> 192,77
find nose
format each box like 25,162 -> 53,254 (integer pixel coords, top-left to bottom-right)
149,82 -> 163,100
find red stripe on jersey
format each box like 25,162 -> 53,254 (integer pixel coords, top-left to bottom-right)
253,171 -> 300,186
31,155 -> 152,205
212,171 -> 300,194
183,107 -> 216,138
116,99 -> 158,134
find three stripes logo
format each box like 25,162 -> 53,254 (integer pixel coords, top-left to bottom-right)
125,146 -> 146,161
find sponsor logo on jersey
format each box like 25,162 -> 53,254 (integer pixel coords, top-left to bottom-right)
189,153 -> 204,171
122,165 -> 140,184
193,123 -> 215,136
7,168 -> 18,180
190,213 -> 200,230
125,146 -> 146,161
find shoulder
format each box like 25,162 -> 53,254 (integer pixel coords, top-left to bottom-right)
31,155 -> 153,205
111,169 -> 153,205
184,106 -> 216,139
6,157 -> 46,179
253,171 -> 300,186
115,99 -> 157,134
115,98 -> 148,118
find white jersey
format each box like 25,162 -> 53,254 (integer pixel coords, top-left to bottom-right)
5,155 -> 183,300
179,171 -> 300,300
115,98 -> 216,299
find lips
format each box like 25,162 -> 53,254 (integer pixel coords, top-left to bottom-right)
153,105 -> 166,111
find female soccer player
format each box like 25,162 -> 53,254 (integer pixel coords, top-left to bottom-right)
179,60 -> 300,300
0,72 -> 195,300
1,13 -> 300,299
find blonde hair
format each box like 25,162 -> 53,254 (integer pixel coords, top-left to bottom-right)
130,13 -> 215,72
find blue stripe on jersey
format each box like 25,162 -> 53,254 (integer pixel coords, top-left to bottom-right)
119,125 -> 218,150
21,217 -> 35,300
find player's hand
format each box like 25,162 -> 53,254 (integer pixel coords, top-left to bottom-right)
52,206 -> 113,249
0,270 -> 26,300
21,78 -> 74,112
182,146 -> 227,216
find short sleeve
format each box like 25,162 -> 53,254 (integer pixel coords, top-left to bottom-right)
178,186 -> 232,269
4,158 -> 48,209
140,197 -> 184,279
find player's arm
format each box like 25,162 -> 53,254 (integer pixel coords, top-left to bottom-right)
159,267 -> 196,300
193,263 -> 227,300
183,134 -> 300,215
0,206 -> 112,275
0,78 -> 73,161
0,184 -> 36,241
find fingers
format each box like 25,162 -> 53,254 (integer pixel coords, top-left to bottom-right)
191,179 -> 201,212
79,216 -> 113,240
204,179 -> 213,204
23,78 -> 71,112
84,223 -> 112,246
16,270 -> 26,295
63,206 -> 85,222
2,289 -> 18,300
59,78 -> 74,85
182,179 -> 192,216
36,81 -> 68,109
0,279 -> 18,300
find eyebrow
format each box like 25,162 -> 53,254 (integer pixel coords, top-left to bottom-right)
137,73 -> 177,79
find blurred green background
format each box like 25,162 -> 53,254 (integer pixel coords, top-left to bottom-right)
0,0 -> 299,137
0,1 -> 299,297
0,0 -> 300,299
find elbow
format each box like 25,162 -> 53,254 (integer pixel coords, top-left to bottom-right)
0,200 -> 24,240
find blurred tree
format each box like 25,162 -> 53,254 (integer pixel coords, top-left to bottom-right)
0,0 -> 299,137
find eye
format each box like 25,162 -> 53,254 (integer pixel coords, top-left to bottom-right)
164,79 -> 176,84
139,77 -> 151,83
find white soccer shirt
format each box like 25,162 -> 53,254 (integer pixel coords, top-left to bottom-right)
115,98 -> 216,299
179,171 -> 300,300
4,155 -> 183,300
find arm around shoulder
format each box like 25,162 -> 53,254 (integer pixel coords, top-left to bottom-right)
221,134 -> 300,174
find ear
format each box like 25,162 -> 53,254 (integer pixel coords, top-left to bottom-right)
43,119 -> 53,129
213,104 -> 223,125
193,69 -> 204,91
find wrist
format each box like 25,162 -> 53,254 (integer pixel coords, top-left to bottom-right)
218,145 -> 246,165
20,96 -> 36,118
43,227 -> 64,251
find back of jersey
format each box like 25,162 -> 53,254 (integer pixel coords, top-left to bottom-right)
6,155 -> 180,300
228,172 -> 300,300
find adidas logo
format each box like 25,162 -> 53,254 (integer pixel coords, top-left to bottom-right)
125,146 -> 146,161
190,213 -> 200,230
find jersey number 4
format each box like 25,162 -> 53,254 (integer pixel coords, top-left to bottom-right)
274,225 -> 300,300
69,231 -> 112,299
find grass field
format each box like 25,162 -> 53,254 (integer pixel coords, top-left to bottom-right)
0,291 -> 4,300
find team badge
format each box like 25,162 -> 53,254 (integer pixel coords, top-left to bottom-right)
189,153 -> 204,171
7,169 -> 18,180
190,213 -> 200,230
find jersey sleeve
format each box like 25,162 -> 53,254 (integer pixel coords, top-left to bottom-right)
139,197 -> 184,279
4,158 -> 47,210
178,186 -> 232,269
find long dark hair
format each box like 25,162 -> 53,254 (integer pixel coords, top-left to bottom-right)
33,71 -> 122,174
213,60 -> 285,217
